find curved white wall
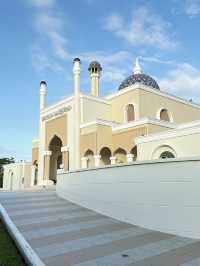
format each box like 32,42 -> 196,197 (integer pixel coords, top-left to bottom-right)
56,158 -> 200,239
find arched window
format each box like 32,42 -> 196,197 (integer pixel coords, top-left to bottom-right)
100,147 -> 112,165
126,104 -> 135,122
160,151 -> 175,159
160,109 -> 170,122
114,148 -> 127,164
152,145 -> 176,160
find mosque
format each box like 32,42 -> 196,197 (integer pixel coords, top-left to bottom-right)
3,57 -> 200,189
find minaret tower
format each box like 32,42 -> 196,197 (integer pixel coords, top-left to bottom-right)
73,58 -> 81,169
88,61 -> 102,97
40,81 -> 47,110
134,57 -> 143,75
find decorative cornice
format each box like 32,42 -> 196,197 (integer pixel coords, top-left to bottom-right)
112,118 -> 176,132
81,94 -> 111,105
135,123 -> 200,144
41,96 -> 74,116
80,119 -> 120,129
42,106 -> 72,121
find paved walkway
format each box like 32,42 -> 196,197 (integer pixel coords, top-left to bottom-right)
0,189 -> 200,266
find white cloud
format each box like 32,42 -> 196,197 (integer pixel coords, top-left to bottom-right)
34,13 -> 69,60
29,0 -> 55,8
159,63 -> 200,101
32,46 -> 64,73
184,0 -> 200,17
104,6 -> 177,50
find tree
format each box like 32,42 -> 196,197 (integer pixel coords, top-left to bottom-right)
0,158 -> 15,188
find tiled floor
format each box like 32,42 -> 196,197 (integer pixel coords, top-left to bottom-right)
0,189 -> 200,266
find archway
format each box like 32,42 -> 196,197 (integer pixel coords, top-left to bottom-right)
114,148 -> 127,164
49,135 -> 63,182
130,146 -> 137,161
84,149 -> 94,168
100,147 -> 111,166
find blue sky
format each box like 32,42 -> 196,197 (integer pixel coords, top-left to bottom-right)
1,0 -> 200,160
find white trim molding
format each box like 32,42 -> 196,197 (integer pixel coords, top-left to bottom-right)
61,146 -> 69,152
43,151 -> 52,156
81,94 -> 111,105
80,119 -> 120,129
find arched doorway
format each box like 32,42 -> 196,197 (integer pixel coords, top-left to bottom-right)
100,147 -> 112,166
114,148 -> 127,164
33,160 -> 38,185
49,135 -> 63,182
84,149 -> 94,168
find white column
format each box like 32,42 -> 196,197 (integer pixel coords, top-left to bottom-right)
94,155 -> 101,167
110,156 -> 116,165
127,153 -> 134,163
73,58 -> 81,170
40,81 -> 47,111
81,157 -> 88,169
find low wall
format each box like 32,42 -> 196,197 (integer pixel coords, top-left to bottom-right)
56,158 -> 200,239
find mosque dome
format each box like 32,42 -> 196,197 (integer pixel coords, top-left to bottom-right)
118,58 -> 160,91
88,61 -> 102,71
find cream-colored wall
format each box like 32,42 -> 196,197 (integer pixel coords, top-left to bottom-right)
139,89 -> 200,123
80,124 -> 112,155
81,97 -> 111,123
110,89 -> 140,123
32,147 -> 39,164
45,114 -> 67,149
112,126 -> 147,153
137,131 -> 200,161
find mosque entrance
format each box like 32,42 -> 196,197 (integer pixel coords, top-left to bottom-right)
49,135 -> 63,183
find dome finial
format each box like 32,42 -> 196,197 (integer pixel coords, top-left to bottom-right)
134,57 -> 143,74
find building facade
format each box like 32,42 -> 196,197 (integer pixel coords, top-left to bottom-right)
31,58 -> 200,186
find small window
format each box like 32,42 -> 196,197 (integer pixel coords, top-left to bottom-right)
126,104 -> 135,122
160,151 -> 175,159
160,109 -> 170,122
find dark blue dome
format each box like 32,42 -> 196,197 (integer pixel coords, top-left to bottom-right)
118,73 -> 160,90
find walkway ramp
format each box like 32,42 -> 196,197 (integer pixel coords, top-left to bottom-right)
0,189 -> 200,266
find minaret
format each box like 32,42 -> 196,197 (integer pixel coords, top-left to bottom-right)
73,58 -> 81,169
134,57 -> 143,75
40,81 -> 47,110
88,61 -> 102,97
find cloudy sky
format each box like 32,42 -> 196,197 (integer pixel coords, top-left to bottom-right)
0,0 -> 200,160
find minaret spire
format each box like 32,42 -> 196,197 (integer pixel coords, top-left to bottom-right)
134,57 -> 143,74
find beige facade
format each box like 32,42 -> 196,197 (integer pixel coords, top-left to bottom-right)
30,58 -> 200,186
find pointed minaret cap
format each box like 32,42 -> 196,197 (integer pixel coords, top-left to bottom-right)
134,57 -> 143,74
